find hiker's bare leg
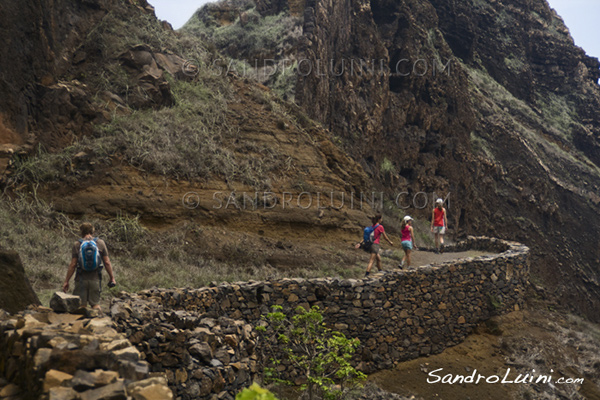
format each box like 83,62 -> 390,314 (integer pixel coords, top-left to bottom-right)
406,249 -> 412,267
366,253 -> 377,273
376,254 -> 382,271
434,233 -> 440,250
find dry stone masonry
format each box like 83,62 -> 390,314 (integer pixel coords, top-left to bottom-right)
0,236 -> 528,399
110,236 -> 529,398
109,301 -> 258,400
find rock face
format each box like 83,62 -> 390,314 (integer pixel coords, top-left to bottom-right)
191,0 -> 600,323
0,0 -> 168,161
0,0 -> 110,150
2,0 -> 599,325
295,0 -> 600,321
0,250 -> 40,314
255,0 -> 306,16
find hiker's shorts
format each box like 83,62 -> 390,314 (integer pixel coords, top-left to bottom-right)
369,243 -> 380,254
74,276 -> 101,307
401,240 -> 413,250
433,226 -> 446,235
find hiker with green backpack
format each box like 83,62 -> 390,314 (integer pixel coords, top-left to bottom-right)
63,223 -> 116,315
355,214 -> 394,277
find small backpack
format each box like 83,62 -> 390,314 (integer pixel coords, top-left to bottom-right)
78,238 -> 102,272
361,224 -> 379,251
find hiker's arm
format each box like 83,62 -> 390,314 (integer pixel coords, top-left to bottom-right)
430,210 -> 435,231
63,257 -> 77,292
382,231 -> 394,245
103,255 -> 116,284
410,227 -> 417,249
444,208 -> 448,228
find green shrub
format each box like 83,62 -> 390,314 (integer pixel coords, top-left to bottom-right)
236,383 -> 279,400
256,305 -> 366,400
184,8 -> 301,62
380,158 -> 396,174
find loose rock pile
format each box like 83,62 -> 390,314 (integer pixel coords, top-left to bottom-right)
0,306 -> 172,400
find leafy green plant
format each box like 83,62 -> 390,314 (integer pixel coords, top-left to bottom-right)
488,294 -> 503,310
380,158 -> 396,174
256,305 -> 366,400
236,383 -> 279,400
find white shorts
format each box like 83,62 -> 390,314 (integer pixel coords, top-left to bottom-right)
433,226 -> 446,235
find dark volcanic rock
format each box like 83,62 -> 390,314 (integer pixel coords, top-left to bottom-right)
0,0 -> 110,150
50,292 -> 82,314
0,0 -> 168,161
0,250 -> 40,314
295,0 -> 600,321
256,0 -> 306,16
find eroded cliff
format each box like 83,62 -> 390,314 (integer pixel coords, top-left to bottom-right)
254,0 -> 600,320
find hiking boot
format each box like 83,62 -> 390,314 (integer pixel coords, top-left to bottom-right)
364,271 -> 370,277
434,249 -> 439,254
440,244 -> 444,253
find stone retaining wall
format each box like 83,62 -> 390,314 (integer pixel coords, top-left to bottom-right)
110,236 -> 529,399
0,237 -> 529,400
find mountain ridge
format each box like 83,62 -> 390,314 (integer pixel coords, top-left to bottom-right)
188,0 -> 600,320
1,0 -> 600,319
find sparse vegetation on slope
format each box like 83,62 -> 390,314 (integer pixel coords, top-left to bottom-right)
0,194 -> 377,306
182,0 -> 302,100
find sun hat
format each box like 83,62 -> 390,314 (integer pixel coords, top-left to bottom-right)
403,215 -> 413,222
435,198 -> 443,204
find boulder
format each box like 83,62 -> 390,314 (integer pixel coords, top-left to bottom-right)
78,380 -> 127,400
0,250 -> 40,314
43,369 -> 74,392
189,342 -> 213,363
127,377 -> 173,400
0,383 -> 21,397
48,386 -> 79,400
50,292 -> 81,313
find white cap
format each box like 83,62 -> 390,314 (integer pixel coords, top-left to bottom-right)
435,198 -> 444,204
403,215 -> 413,222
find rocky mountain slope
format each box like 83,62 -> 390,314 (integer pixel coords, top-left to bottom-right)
1,0 -> 600,321
0,0 -> 382,301
1,0 -> 600,398
191,0 -> 600,321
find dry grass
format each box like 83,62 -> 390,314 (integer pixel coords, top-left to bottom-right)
0,195 -> 363,306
